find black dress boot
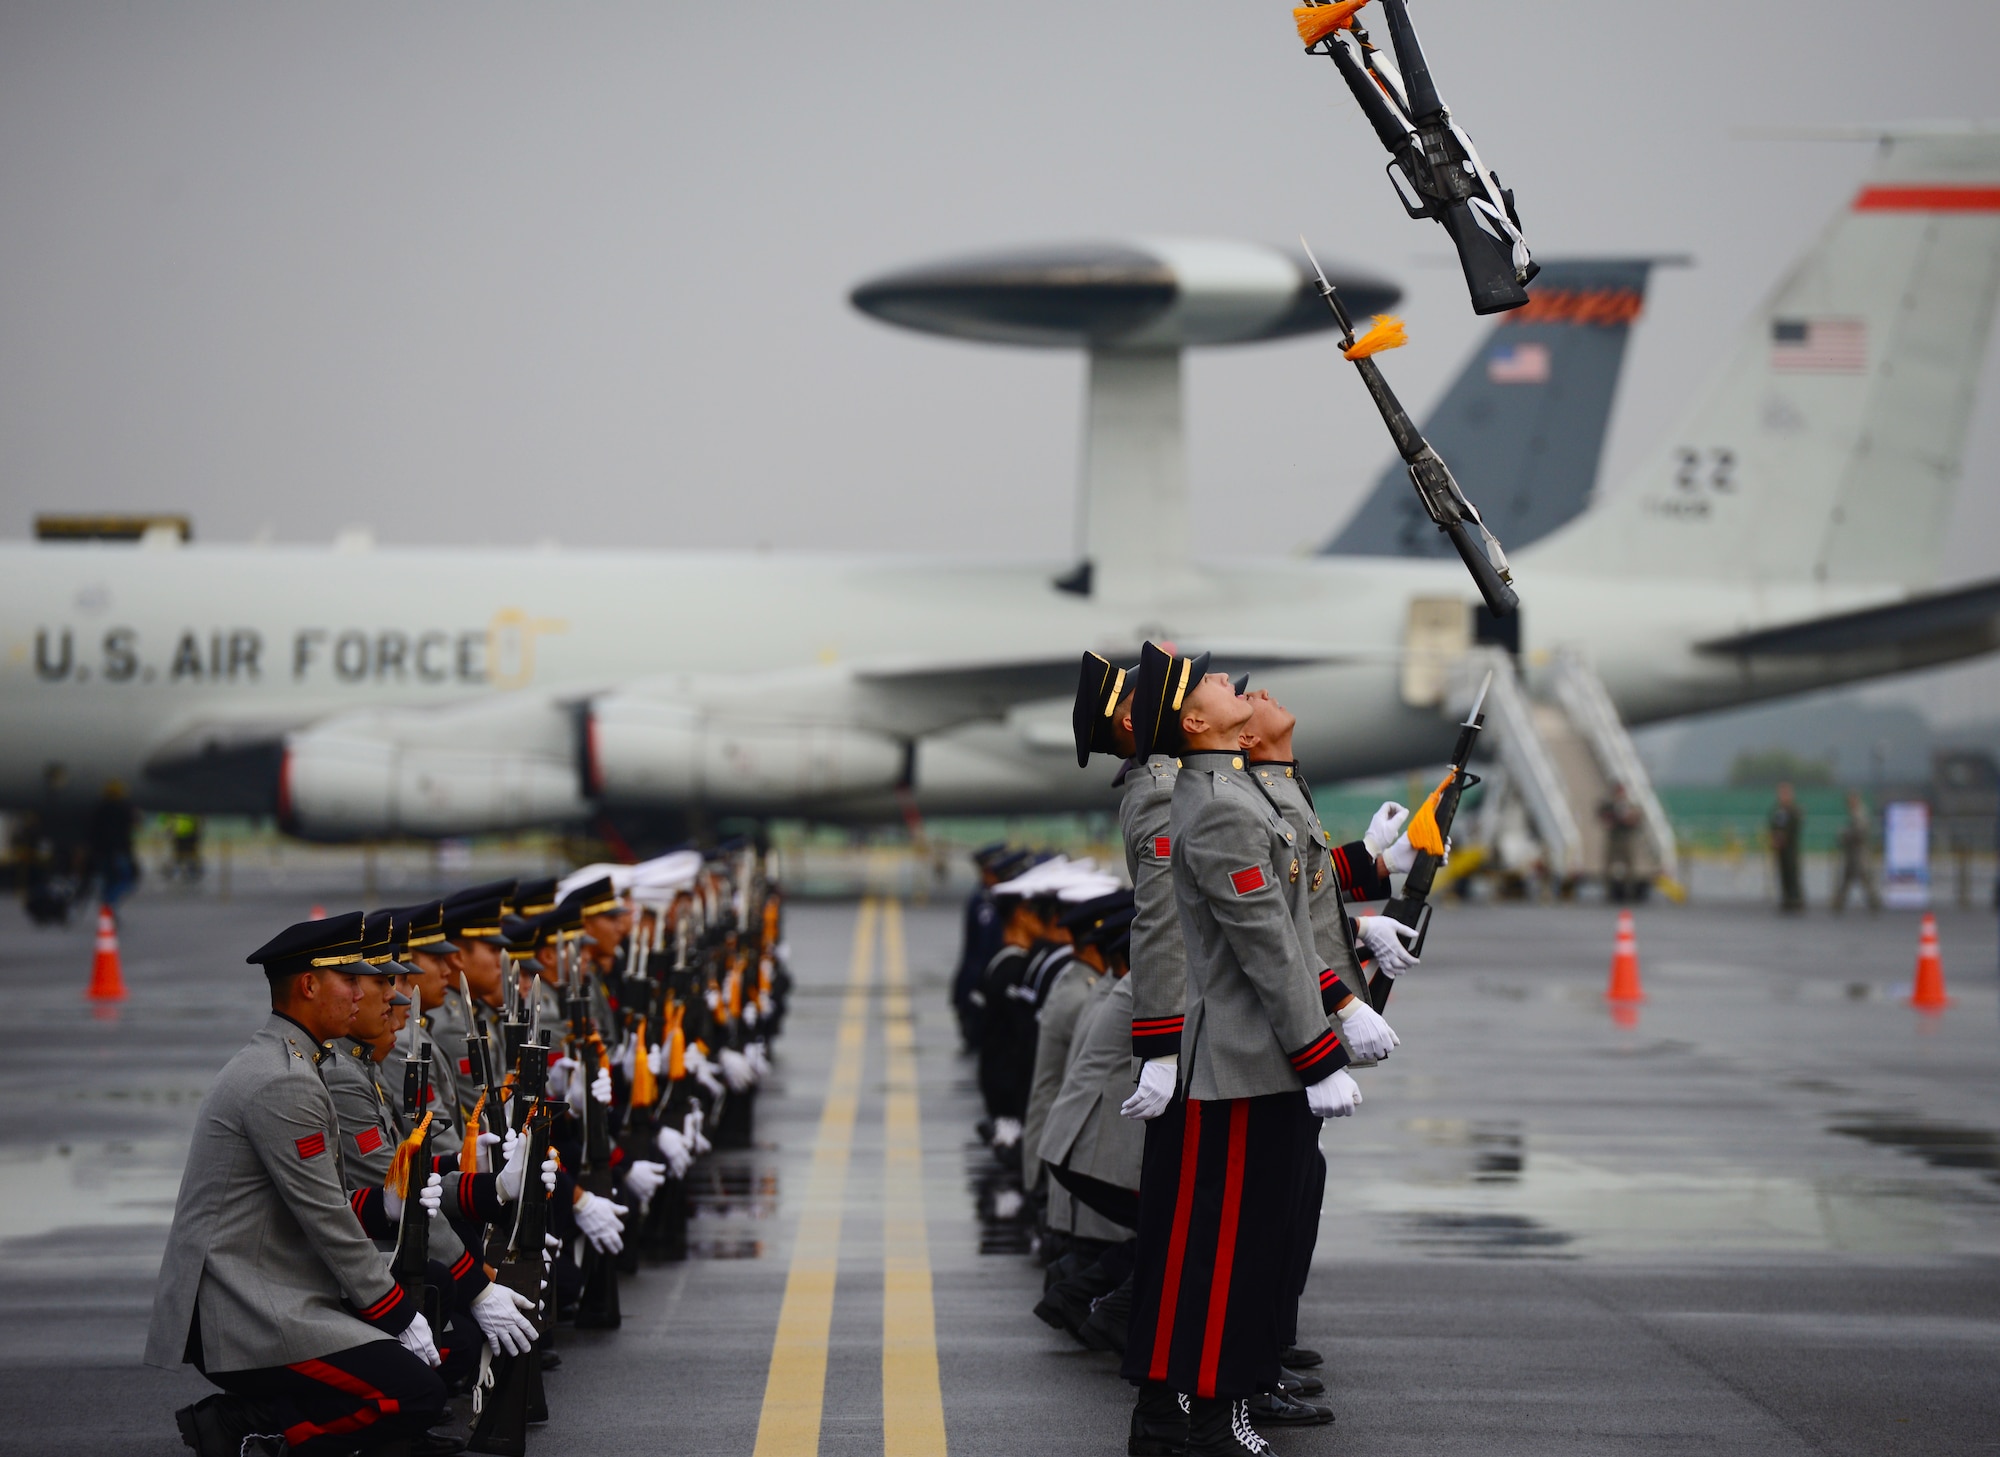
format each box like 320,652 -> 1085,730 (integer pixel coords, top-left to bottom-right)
174,1395 -> 286,1457
1077,1273 -> 1133,1353
1127,1381 -> 1189,1456
1245,1389 -> 1332,1426
1185,1397 -> 1276,1457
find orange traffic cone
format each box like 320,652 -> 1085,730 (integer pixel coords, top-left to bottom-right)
1606,908 -> 1644,1002
1909,912 -> 1950,1011
88,905 -> 127,1002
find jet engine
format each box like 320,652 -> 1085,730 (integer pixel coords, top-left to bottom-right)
279,697 -> 588,839
583,694 -> 906,810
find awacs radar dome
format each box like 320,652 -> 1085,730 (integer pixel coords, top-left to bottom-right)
851,239 -> 1399,349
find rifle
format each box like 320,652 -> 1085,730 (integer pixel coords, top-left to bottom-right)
1300,237 -> 1519,619
388,1052 -> 441,1335
469,1037 -> 554,1457
1294,0 -> 1535,315
1369,671 -> 1490,1012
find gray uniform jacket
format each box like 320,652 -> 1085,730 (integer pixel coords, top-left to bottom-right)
323,1040 -> 469,1264
1170,751 -> 1346,1101
146,1013 -> 409,1373
1248,762 -> 1370,1010
411,1010 -> 464,1158
1121,755 -> 1185,1062
1039,972 -> 1145,1193
1022,960 -> 1100,1196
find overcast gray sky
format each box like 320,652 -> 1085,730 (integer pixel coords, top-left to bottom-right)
2,0 -> 1997,589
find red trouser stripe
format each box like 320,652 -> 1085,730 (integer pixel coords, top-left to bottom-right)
1195,1100 -> 1250,1398
281,1357 -> 402,1446
1147,1101 -> 1204,1383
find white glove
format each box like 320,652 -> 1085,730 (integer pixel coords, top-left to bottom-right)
718,1048 -> 754,1092
990,1116 -> 1021,1149
683,1108 -> 711,1156
547,1055 -> 580,1102
1306,1068 -> 1363,1119
746,1043 -> 771,1079
474,1131 -> 502,1175
615,1038 -> 637,1080
685,1046 -> 726,1098
591,1066 -> 614,1107
742,1002 -> 760,1029
469,1282 -> 538,1357
1363,802 -> 1409,858
655,1126 -> 693,1178
573,1190 -> 629,1253
396,1310 -> 441,1367
647,1042 -> 667,1076
625,1158 -> 668,1205
1383,833 -> 1448,877
1119,1059 -> 1176,1121
1335,999 -> 1400,1062
497,1129 -> 527,1203
1355,915 -> 1420,975
381,1170 -> 440,1222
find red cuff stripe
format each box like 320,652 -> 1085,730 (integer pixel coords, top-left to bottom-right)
451,1250 -> 476,1280
1289,1029 -> 1344,1076
1132,1016 -> 1185,1033
359,1286 -> 404,1322
1331,844 -> 1352,887
1317,968 -> 1341,989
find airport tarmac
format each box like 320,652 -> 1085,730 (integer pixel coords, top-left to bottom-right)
2,889 -> 1998,1456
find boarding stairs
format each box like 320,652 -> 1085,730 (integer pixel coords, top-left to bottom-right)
1439,647 -> 1676,887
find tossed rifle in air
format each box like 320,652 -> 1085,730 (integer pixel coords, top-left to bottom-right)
388,1053 -> 441,1334
1300,236 -> 1519,617
469,1036 -> 555,1457
1291,0 -> 1536,314
1369,670 -> 1489,1012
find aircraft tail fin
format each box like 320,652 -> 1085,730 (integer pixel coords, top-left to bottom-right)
1322,257 -> 1666,558
1528,128 -> 2000,588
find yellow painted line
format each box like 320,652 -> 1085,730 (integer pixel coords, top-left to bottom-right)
752,898 -> 876,1457
880,898 -> 949,1457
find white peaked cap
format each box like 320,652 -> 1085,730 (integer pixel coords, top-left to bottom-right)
557,862 -> 635,902
630,850 -> 704,894
1057,874 -> 1126,903
993,856 -> 1103,898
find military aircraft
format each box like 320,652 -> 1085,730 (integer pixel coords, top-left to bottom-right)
3,128 -> 1997,844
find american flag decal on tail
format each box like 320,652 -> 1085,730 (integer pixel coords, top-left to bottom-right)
1771,318 -> 1866,374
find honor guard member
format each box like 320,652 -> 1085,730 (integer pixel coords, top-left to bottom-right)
1236,687 -> 1403,1389
146,912 -> 457,1457
1073,648 -> 1196,1453
1023,881 -> 1128,1230
1121,644 -> 1367,1457
396,901 -> 467,1163
1036,900 -> 1146,1345
440,882 -> 517,1126
953,842 -> 1014,1050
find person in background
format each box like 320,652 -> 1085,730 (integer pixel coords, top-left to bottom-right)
89,780 -> 139,908
1598,782 -> 1644,904
1832,789 -> 1880,914
1769,782 -> 1805,915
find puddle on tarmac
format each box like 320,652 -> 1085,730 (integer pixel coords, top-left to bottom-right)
1399,1119 -> 1525,1186
965,1141 -> 1033,1255
683,1158 -> 776,1260
685,1163 -> 780,1219
1830,1116 -> 2000,1184
1393,1211 -> 1578,1258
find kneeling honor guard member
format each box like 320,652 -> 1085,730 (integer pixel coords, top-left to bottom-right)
147,912 -> 465,1457
1121,644 -> 1374,1457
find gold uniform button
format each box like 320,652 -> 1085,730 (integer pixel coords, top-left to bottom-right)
1286,767 -> 1295,778
1311,868 -> 1325,890
1231,756 -> 1243,769
1289,860 -> 1300,883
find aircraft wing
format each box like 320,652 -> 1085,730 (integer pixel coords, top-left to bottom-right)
1696,576 -> 2000,657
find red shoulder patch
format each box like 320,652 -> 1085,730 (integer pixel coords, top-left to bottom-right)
1153,836 -> 1171,860
355,1127 -> 383,1156
458,1058 -> 472,1076
1229,865 -> 1267,896
295,1132 -> 327,1160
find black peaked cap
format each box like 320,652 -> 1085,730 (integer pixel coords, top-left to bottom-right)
247,910 -> 367,975
1131,642 -> 1211,760
1071,651 -> 1134,769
